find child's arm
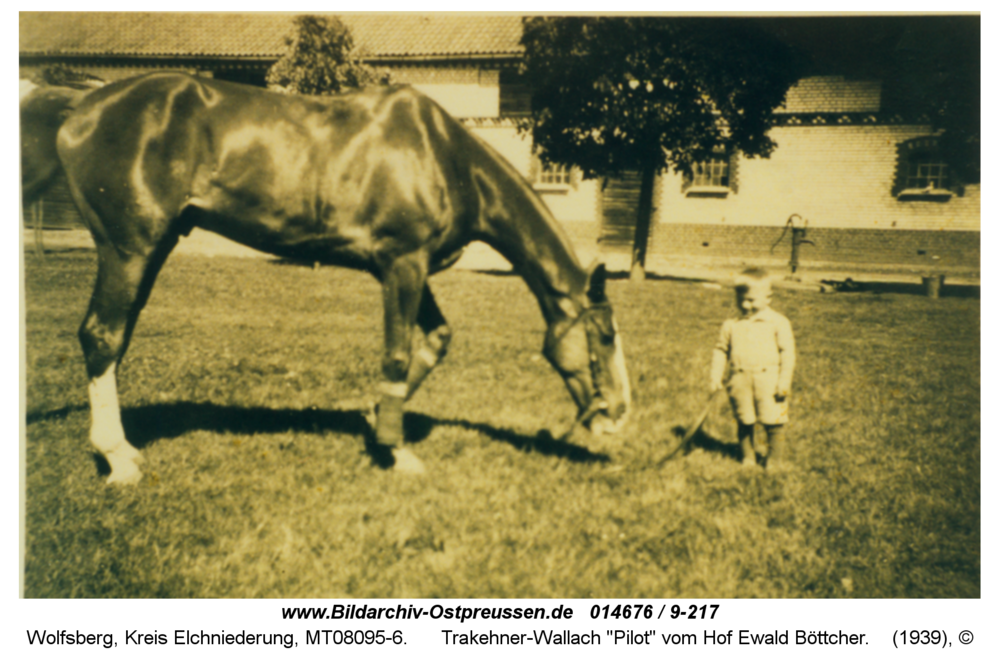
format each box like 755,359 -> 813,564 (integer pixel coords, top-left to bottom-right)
709,320 -> 732,392
775,316 -> 796,400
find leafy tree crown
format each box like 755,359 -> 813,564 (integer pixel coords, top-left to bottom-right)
520,17 -> 803,179
267,15 -> 390,95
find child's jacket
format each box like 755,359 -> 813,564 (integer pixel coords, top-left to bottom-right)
711,307 -> 796,394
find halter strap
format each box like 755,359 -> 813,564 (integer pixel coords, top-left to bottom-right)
547,302 -> 612,348
544,302 -> 613,426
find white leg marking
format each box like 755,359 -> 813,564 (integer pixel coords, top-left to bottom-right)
379,381 -> 409,398
592,326 -> 631,435
88,367 -> 143,485
416,346 -> 439,367
612,332 -> 632,410
392,447 -> 427,475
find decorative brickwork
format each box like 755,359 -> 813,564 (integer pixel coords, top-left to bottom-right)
780,76 -> 881,113
390,65 -> 486,85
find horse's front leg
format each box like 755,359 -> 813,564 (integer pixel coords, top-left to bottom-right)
377,253 -> 429,473
405,285 -> 451,400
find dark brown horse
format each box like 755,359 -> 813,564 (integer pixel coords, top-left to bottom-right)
20,78 -> 102,203
23,72 -> 631,482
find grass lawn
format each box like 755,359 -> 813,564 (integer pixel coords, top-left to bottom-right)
22,250 -> 980,598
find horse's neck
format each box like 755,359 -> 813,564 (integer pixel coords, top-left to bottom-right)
473,152 -> 588,325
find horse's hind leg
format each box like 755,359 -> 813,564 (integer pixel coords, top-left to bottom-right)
80,237 -> 176,485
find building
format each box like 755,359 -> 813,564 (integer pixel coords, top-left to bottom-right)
20,13 -> 979,275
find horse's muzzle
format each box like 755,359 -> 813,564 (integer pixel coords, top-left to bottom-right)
587,399 -> 629,435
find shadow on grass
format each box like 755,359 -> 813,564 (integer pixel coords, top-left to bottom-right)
471,268 -> 716,286
820,278 -> 980,299
23,247 -> 97,257
26,404 -> 88,424
102,402 -> 606,468
666,424 -> 742,464
604,270 -> 716,284
119,402 -> 371,447
406,412 -> 610,464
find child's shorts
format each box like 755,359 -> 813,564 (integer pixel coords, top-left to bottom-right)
726,366 -> 788,426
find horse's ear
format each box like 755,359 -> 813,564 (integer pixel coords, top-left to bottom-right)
586,262 -> 608,303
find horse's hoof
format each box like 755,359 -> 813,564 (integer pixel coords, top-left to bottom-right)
120,444 -> 145,464
391,447 -> 426,475
106,460 -> 143,486
104,446 -> 145,485
589,412 -> 626,435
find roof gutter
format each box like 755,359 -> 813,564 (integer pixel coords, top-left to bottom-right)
362,52 -> 523,64
21,51 -> 524,64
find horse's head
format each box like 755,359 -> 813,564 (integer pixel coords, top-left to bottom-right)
544,263 -> 632,435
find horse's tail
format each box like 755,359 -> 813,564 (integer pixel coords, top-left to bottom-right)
19,80 -> 102,205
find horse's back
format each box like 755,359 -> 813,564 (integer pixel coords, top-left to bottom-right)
55,72 -> 483,271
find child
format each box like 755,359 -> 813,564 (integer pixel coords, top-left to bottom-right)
709,267 -> 796,470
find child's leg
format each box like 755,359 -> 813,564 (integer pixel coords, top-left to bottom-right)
738,423 -> 757,466
728,372 -> 758,467
764,424 -> 786,469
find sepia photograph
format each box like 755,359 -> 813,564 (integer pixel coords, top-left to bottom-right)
19,11 -> 979,601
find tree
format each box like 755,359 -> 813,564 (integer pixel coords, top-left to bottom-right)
31,64 -> 104,89
884,16 -> 980,185
520,17 -> 803,280
267,15 -> 389,95
767,15 -> 980,186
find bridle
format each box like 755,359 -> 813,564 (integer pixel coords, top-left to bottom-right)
546,302 -> 615,435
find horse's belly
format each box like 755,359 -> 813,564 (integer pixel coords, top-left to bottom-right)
189,204 -> 374,266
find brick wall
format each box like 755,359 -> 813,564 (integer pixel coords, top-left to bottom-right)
391,65 -> 496,86
570,78 -> 980,273
648,224 -> 979,272
656,124 -> 980,233
560,219 -> 979,275
781,76 -> 881,113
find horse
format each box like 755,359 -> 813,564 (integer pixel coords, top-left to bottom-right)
21,78 -> 106,257
20,77 -> 104,203
21,72 -> 631,482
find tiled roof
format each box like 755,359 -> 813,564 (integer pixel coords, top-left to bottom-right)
19,12 -> 525,59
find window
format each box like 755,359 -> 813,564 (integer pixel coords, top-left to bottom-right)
894,137 -> 955,201
692,158 -> 730,188
906,159 -> 949,190
538,162 -> 572,186
499,68 -> 532,118
683,151 -> 739,197
529,156 -> 577,191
